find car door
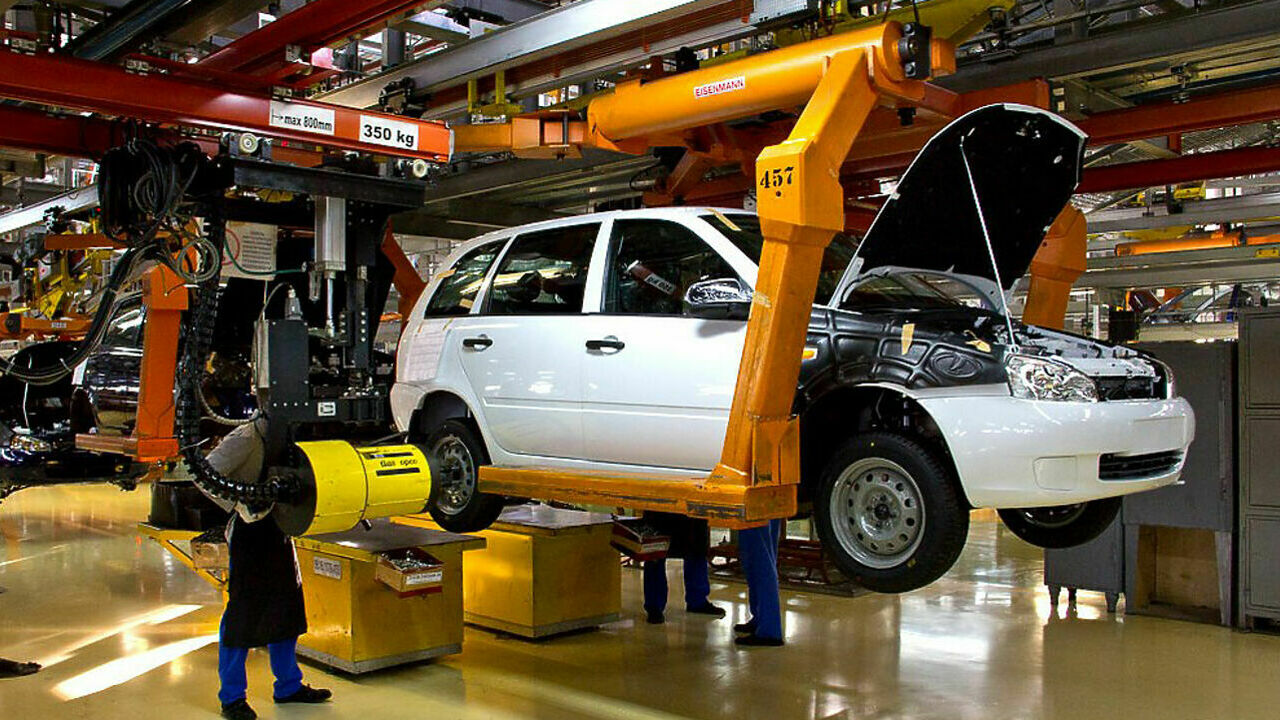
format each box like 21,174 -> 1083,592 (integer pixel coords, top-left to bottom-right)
581,216 -> 749,470
455,221 -> 601,460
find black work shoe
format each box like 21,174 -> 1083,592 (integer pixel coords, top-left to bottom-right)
0,659 -> 40,677
274,685 -> 332,704
221,699 -> 257,720
646,610 -> 665,624
734,634 -> 784,647
733,619 -> 758,634
686,603 -> 726,618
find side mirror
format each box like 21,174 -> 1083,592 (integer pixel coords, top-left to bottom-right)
683,278 -> 753,320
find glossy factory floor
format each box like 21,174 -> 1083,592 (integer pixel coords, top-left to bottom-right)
2,486 -> 1279,720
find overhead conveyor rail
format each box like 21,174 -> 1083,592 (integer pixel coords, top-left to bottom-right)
0,47 -> 452,161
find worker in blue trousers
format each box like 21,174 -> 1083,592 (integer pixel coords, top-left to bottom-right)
201,419 -> 332,720
734,517 -> 785,647
642,512 -> 726,623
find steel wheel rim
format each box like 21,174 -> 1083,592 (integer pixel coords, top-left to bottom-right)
431,434 -> 476,516
829,457 -> 925,569
1015,503 -> 1087,529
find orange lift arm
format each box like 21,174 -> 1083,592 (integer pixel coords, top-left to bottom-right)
468,22 -> 952,526
1023,206 -> 1088,330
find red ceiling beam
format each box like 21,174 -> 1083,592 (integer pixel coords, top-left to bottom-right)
0,48 -> 450,160
1078,83 -> 1280,146
0,105 -> 133,157
199,0 -> 433,76
1077,146 -> 1280,194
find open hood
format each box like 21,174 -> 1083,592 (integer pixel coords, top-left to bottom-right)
844,104 -> 1086,291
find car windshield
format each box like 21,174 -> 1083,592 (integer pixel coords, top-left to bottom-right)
841,271 -> 994,311
700,212 -> 858,305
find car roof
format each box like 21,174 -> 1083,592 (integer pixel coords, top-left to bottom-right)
454,206 -> 752,252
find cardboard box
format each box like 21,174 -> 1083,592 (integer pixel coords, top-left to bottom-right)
375,548 -> 444,595
610,518 -> 670,561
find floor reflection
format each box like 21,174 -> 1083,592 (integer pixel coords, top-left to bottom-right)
2,486 -> 1279,719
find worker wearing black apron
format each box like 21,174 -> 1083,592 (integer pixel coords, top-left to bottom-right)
202,420 -> 331,720
641,512 -> 725,623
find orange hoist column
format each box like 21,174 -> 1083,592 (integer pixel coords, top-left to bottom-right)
76,263 -> 186,462
710,37 -> 928,506
1023,205 -> 1087,330
471,22 -> 950,525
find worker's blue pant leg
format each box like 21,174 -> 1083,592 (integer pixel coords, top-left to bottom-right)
683,555 -> 711,608
217,618 -> 303,705
267,638 -> 304,700
739,518 -> 784,640
644,555 -> 712,613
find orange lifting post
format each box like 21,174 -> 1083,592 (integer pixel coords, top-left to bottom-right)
468,22 -> 954,526
1023,206 -> 1088,330
76,263 -> 187,463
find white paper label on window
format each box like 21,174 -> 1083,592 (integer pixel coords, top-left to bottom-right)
359,115 -> 419,151
269,100 -> 335,135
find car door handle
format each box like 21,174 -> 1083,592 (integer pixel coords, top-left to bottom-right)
462,335 -> 493,350
585,337 -> 625,351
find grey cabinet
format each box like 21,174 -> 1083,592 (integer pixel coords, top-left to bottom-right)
1044,340 -> 1236,624
1239,309 -> 1280,625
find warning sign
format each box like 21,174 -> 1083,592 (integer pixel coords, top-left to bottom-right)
223,222 -> 278,279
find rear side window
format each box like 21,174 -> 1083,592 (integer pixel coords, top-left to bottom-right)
424,240 -> 505,316
486,223 -> 599,315
604,219 -> 739,316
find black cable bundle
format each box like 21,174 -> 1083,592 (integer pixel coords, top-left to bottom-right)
175,220 -> 293,507
1,140 -> 218,384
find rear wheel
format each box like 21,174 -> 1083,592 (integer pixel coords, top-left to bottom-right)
814,432 -> 969,593
998,498 -> 1120,549
422,419 -> 505,532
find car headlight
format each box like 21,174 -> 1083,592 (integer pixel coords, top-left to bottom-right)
1005,354 -> 1098,402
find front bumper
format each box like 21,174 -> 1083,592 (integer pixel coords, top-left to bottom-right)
917,394 -> 1195,508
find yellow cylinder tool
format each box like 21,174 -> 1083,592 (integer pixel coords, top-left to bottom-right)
273,441 -> 433,536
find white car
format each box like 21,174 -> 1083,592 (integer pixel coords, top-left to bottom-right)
391,105 -> 1195,592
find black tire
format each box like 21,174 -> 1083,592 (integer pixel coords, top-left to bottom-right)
813,432 -> 969,593
421,419 -> 505,532
997,498 -> 1121,549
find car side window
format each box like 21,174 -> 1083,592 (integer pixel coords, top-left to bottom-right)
104,304 -> 145,347
604,219 -> 739,316
424,240 -> 505,317
486,223 -> 598,315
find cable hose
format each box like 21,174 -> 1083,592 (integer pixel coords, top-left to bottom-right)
176,241 -> 293,507
0,243 -> 154,385
198,383 -> 260,427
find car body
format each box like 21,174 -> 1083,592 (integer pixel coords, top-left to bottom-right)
0,292 -> 258,501
391,104 -> 1195,591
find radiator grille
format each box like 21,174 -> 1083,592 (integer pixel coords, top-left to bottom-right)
1098,450 -> 1183,480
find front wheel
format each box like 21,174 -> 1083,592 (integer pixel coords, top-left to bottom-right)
813,432 -> 969,594
997,498 -> 1120,549
421,419 -> 505,532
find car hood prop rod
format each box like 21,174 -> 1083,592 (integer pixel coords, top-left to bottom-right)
959,136 -> 1019,353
